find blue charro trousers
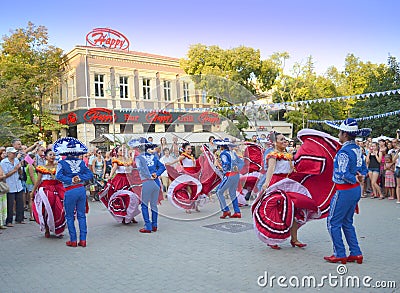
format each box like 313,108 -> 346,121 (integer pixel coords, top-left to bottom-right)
216,173 -> 240,214
327,186 -> 362,258
64,186 -> 87,242
141,180 -> 160,231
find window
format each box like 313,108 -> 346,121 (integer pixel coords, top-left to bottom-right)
143,78 -> 151,100
202,125 -> 212,132
120,124 -> 133,133
120,76 -> 128,99
163,80 -> 171,101
95,124 -> 109,138
94,74 -> 104,97
184,124 -> 194,132
165,124 -> 175,132
143,124 -> 155,133
183,82 -> 190,102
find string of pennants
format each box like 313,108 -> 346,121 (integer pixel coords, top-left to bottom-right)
119,88 -> 400,113
308,109 -> 400,124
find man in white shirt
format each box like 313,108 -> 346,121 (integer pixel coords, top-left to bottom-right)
1,147 -> 24,226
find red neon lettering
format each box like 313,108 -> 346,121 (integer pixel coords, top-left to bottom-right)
178,115 -> 194,122
198,112 -> 220,124
145,111 -> 173,124
84,108 -> 116,123
86,28 -> 130,50
124,114 -> 139,122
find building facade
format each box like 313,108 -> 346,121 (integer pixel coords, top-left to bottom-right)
55,45 -> 221,145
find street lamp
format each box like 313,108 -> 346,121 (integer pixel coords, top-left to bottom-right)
107,67 -> 119,146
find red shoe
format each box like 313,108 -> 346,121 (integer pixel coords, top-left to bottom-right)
220,211 -> 231,219
347,255 -> 363,264
78,240 -> 87,247
324,255 -> 347,264
139,228 -> 151,233
290,240 -> 307,248
230,213 -> 241,218
268,244 -> 281,250
152,226 -> 157,232
66,241 -> 77,247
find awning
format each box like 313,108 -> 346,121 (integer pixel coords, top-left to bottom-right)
96,132 -> 241,146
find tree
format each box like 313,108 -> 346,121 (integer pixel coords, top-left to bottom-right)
0,22 -> 66,143
272,56 -> 345,135
351,55 -> 400,137
180,44 -> 282,137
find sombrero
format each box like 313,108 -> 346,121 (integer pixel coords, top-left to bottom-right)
324,118 -> 371,137
214,138 -> 236,147
53,137 -> 88,156
128,137 -> 158,150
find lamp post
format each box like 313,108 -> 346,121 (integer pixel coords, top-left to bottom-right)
109,67 -> 117,145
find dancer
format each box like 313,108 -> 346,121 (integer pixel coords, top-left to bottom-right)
165,144 -> 222,213
256,133 -> 307,249
324,118 -> 370,264
54,137 -> 93,248
98,145 -> 140,224
31,149 -> 66,238
130,138 -> 165,233
215,138 -> 244,219
167,142 -> 197,172
166,142 -> 200,213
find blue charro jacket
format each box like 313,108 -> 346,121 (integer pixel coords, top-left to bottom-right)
333,140 -> 368,184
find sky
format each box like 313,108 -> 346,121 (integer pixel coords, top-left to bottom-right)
1,0 -> 399,74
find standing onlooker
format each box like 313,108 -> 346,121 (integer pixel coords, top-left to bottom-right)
383,154 -> 396,200
1,147 -> 24,226
366,142 -> 383,199
159,137 -> 168,158
394,149 -> 400,204
88,147 -> 97,171
35,146 -> 47,166
159,148 -> 174,196
207,136 -> 217,153
104,151 -> 112,175
170,136 -> 180,159
25,153 -> 37,221
0,163 -> 7,230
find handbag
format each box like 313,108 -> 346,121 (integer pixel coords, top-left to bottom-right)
0,181 -> 10,194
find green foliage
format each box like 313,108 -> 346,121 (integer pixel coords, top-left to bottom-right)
180,44 -> 281,136
0,22 -> 66,144
0,112 -> 30,145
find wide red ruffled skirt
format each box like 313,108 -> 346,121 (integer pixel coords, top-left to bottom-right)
32,180 -> 66,236
98,173 -> 141,223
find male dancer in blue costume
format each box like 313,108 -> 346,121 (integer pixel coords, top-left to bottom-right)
215,139 -> 244,219
54,138 -> 93,247
324,118 -> 370,264
130,138 -> 165,233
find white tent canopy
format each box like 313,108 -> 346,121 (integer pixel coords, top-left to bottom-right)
372,135 -> 394,142
100,132 -> 241,146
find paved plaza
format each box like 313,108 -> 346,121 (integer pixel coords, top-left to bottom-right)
0,195 -> 399,292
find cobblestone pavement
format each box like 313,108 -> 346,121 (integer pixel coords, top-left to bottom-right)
0,195 -> 399,292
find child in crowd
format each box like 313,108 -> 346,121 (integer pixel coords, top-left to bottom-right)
384,154 -> 396,200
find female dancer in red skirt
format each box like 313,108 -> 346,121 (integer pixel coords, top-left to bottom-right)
255,132 -> 308,249
99,145 -> 140,224
31,149 -> 66,238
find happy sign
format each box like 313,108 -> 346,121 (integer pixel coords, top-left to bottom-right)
86,28 -> 130,50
